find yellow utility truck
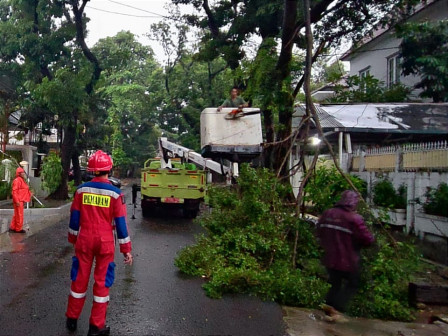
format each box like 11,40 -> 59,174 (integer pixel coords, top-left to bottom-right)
140,158 -> 206,218
133,107 -> 262,219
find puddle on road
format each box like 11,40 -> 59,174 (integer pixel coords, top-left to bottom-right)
0,231 -> 27,253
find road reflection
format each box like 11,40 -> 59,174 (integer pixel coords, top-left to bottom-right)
0,231 -> 27,253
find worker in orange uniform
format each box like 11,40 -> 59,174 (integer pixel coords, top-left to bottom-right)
65,150 -> 133,336
9,167 -> 32,233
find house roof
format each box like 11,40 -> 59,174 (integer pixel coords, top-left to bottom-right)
293,103 -> 448,134
294,104 -> 344,128
311,77 -> 349,94
341,0 -> 440,61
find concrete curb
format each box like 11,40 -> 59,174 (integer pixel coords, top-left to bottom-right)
282,306 -> 448,336
0,203 -> 71,248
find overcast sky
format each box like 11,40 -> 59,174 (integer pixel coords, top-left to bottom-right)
83,1 -> 347,68
84,0 -> 174,62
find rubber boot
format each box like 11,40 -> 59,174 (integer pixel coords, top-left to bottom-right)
66,318 -> 77,332
87,324 -> 110,336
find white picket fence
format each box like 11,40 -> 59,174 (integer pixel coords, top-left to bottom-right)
354,140 -> 447,155
402,141 -> 448,152
352,141 -> 448,172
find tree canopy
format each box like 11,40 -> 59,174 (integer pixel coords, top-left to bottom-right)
397,20 -> 448,102
92,31 -> 161,171
170,0 -> 423,173
0,1 -> 439,320
0,0 -> 440,193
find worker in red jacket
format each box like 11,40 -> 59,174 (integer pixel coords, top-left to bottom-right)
65,150 -> 133,336
317,190 -> 374,322
9,167 -> 32,233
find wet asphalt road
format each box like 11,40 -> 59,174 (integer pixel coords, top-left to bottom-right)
0,183 -> 287,336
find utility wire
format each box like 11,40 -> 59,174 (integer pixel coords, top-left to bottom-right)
86,3 -> 401,59
87,2 -> 184,22
86,5 -> 162,18
106,0 -> 168,18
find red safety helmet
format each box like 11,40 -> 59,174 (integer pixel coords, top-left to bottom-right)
87,150 -> 113,172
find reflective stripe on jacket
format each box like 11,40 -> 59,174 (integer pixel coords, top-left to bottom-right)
68,177 -> 131,253
317,205 -> 374,272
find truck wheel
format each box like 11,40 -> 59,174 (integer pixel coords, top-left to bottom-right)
142,205 -> 150,217
141,202 -> 154,218
183,208 -> 198,219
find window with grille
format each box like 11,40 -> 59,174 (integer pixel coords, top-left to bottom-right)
359,67 -> 371,92
387,54 -> 400,87
359,67 -> 370,80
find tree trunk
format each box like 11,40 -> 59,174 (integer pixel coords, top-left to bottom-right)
1,101 -> 9,153
250,36 -> 283,170
71,149 -> 81,186
49,122 -> 76,199
270,0 -> 298,176
263,108 -> 275,169
274,92 -> 294,176
71,0 -> 101,94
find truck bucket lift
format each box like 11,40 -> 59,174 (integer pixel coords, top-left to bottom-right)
132,107 -> 263,218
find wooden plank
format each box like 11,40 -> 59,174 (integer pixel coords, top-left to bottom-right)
409,282 -> 448,305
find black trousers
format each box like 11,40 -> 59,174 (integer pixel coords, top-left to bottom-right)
325,268 -> 360,312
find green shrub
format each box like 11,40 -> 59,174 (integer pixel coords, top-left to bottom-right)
373,179 -> 407,209
0,163 -> 14,200
423,182 -> 448,217
350,237 -> 422,321
175,164 -> 329,306
175,164 -> 423,321
327,74 -> 411,103
67,180 -> 77,196
304,163 -> 367,214
40,152 -> 63,193
0,181 -> 11,200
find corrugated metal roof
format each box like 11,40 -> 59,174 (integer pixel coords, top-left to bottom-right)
378,104 -> 448,132
297,103 -> 448,134
293,105 -> 344,129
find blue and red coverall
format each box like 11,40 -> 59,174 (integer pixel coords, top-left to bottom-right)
65,177 -> 132,329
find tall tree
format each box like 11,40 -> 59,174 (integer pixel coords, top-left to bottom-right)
92,31 -> 162,171
0,0 -> 75,188
0,70 -> 20,152
149,20 -> 233,150
396,20 -> 448,102
172,0 -> 422,173
0,0 -> 103,198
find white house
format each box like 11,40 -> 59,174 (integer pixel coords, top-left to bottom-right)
341,0 -> 447,100
291,102 -> 448,263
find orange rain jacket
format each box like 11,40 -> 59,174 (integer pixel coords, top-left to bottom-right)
12,169 -> 31,204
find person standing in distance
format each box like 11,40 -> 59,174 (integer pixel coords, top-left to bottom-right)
217,87 -> 249,111
9,167 -> 32,233
317,190 -> 374,322
65,150 -> 133,336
